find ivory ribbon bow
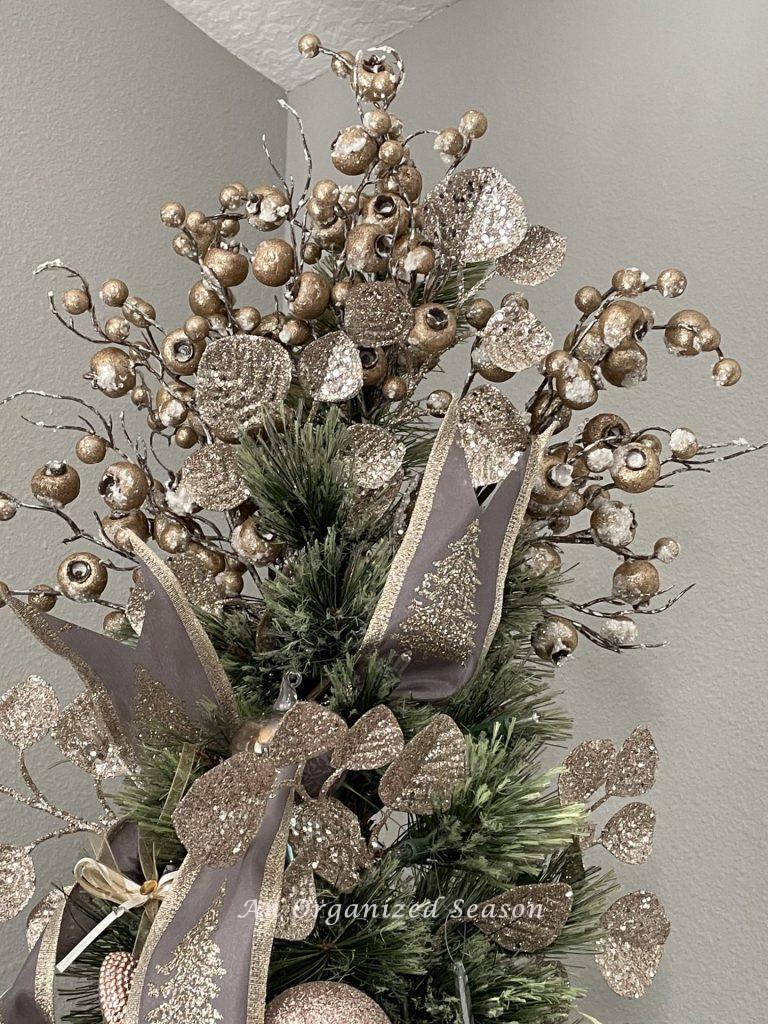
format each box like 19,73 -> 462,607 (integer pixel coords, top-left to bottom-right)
56,858 -> 179,974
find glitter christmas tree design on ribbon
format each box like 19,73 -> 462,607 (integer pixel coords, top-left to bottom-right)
394,518 -> 481,665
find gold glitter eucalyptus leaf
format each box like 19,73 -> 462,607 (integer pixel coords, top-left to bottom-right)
421,167 -> 528,262
341,424 -> 405,491
479,305 -> 553,373
52,692 -> 127,778
605,727 -> 659,797
558,738 -> 617,806
290,797 -> 371,893
0,674 -> 59,748
497,225 -> 567,286
344,280 -> 414,348
457,386 -> 530,487
195,334 -> 292,442
474,882 -> 574,952
602,889 -> 671,948
596,890 -> 671,998
274,856 -> 318,941
331,705 -> 405,772
165,552 -> 223,616
298,331 -> 363,402
180,441 -> 248,512
0,845 -> 37,922
26,889 -> 66,950
595,935 -> 665,999
599,802 -> 656,864
268,702 -> 348,766
378,714 -> 466,814
172,752 -> 275,867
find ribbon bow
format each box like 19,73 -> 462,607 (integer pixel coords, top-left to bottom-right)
56,858 -> 178,974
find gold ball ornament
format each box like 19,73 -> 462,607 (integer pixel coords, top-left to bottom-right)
654,536 -> 681,563
464,297 -> 495,329
216,568 -> 244,598
663,308 -> 709,357
219,182 -> 248,210
231,520 -> 284,567
697,324 -> 721,352
184,315 -> 210,342
471,343 -> 513,383
656,267 -> 687,298
575,285 -> 602,314
531,616 -> 579,665
203,247 -> 249,288
307,197 -> 336,227
380,163 -> 423,202
524,542 -> 562,577
669,427 -> 699,460
102,611 -> 128,637
590,500 -> 636,549
233,306 -> 261,334
408,304 -> 457,355
598,300 -> 644,348
27,585 -> 57,612
279,318 -> 312,347
298,33 -> 321,58
713,357 -> 742,386
610,444 -> 661,493
122,297 -> 156,328
100,279 -> 129,307
331,126 -> 378,176
247,185 -> 290,231
601,342 -> 648,387
153,514 -> 191,554
612,559 -> 661,606
434,127 -> 465,160
188,542 -> 226,576
61,288 -> 90,315
290,271 -> 331,320
381,375 -> 407,401
219,217 -> 240,238
75,434 -> 108,464
188,280 -> 225,317
88,347 -> 135,398
554,359 -> 598,410
98,462 -> 149,511
265,982 -> 391,1024
174,424 -> 199,449
426,389 -> 453,418
345,223 -> 391,274
104,317 -> 131,343
331,280 -> 353,308
378,138 -> 405,166
331,50 -> 354,78
582,413 -> 630,445
313,178 -> 340,204
101,510 -> 150,549
160,201 -> 186,228
251,238 -> 295,287
532,455 -> 574,505
31,461 -> 80,506
172,233 -> 195,258
130,385 -> 150,408
611,267 -> 646,296
0,494 -> 17,521
459,109 -> 488,139
360,347 -> 388,386
57,553 -> 108,602
529,392 -> 572,435
362,193 -> 408,235
161,329 -> 205,374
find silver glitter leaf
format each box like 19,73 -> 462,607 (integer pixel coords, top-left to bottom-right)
196,334 -> 292,442
474,883 -> 574,952
606,727 -> 658,797
166,552 -> 223,616
0,674 -> 59,748
275,856 -> 318,941
558,739 -> 617,806
497,225 -> 567,286
344,280 -> 414,348
180,441 -> 248,512
458,386 -> 530,487
290,797 -> 371,892
332,706 -> 405,772
422,167 -> 528,262
600,802 -> 656,864
378,714 -> 466,814
341,424 -> 405,491
52,692 -> 126,778
265,980 -> 392,1024
172,752 -> 275,867
479,305 -> 553,373
269,702 -> 348,766
26,889 -> 66,950
298,331 -> 363,402
596,890 -> 671,998
0,845 -> 36,922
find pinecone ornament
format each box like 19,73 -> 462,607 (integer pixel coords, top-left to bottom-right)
99,951 -> 137,1024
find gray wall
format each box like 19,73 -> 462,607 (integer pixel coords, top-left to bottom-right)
0,0 -> 286,987
287,1 -> 768,1021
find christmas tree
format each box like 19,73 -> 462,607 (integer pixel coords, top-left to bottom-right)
0,31 -> 760,1024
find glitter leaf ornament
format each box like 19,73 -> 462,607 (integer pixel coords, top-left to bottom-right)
474,883 -> 574,952
378,714 -> 466,814
164,552 -> 223,616
479,305 -> 553,374
290,796 -> 371,892
180,441 -> 249,512
0,845 -> 36,922
99,950 -> 137,1024
497,225 -> 567,286
558,738 -> 617,805
195,334 -> 292,441
457,386 -> 529,486
171,752 -> 275,867
331,705 -> 405,772
0,674 -> 59,748
341,424 -> 405,491
265,981 -> 392,1024
268,701 -> 347,766
600,802 -> 656,864
422,167 -> 528,262
274,857 -> 318,941
606,727 -> 659,797
596,890 -> 671,998
52,692 -> 126,778
344,280 -> 414,348
298,331 -> 363,402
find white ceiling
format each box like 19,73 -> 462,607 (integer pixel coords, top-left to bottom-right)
164,0 -> 461,91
